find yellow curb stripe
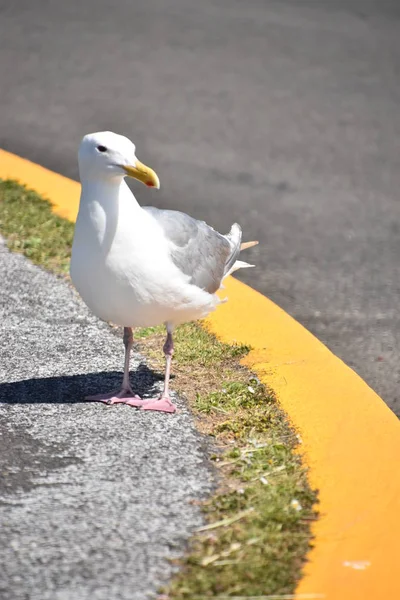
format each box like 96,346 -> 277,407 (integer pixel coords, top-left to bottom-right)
0,149 -> 80,221
1,148 -> 400,600
207,278 -> 400,600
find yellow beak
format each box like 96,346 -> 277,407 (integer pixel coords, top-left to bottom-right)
122,160 -> 160,189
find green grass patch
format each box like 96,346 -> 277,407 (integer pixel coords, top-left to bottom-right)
0,178 -> 318,598
0,179 -> 74,275
154,349 -> 317,599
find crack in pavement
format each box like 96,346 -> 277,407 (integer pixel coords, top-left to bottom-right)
0,237 -> 214,600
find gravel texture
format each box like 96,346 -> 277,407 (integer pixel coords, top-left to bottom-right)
0,237 -> 214,600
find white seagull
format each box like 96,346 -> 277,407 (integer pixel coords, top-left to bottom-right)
70,131 -> 257,413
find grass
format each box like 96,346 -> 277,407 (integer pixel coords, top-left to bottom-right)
0,179 -> 74,274
0,178 -> 318,598
138,322 -> 318,599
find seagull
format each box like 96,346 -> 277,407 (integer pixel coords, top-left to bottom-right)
70,131 -> 257,413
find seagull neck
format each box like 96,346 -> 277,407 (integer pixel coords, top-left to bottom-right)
81,175 -> 123,196
81,177 -> 141,212
78,176 -> 142,254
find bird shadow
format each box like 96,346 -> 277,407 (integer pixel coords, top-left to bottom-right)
0,364 -> 164,405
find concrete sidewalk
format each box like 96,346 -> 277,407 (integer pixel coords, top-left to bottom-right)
0,236 -> 213,600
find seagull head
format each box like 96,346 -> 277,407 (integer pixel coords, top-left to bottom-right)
78,131 -> 160,189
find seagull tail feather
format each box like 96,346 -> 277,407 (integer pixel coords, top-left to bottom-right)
240,240 -> 259,251
219,226 -> 258,293
224,260 -> 255,279
224,224 -> 258,276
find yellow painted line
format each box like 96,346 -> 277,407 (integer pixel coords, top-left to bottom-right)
0,149 -> 80,221
1,148 -> 400,600
207,279 -> 400,600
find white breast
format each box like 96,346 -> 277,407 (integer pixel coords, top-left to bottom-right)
70,181 -> 218,327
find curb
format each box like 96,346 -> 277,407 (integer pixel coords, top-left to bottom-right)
1,148 -> 400,600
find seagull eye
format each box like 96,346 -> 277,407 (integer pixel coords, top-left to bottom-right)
97,145 -> 107,153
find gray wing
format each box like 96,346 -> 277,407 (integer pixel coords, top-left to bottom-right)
143,206 -> 242,293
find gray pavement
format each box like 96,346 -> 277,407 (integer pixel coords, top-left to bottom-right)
0,237 -> 213,600
1,0 -> 399,412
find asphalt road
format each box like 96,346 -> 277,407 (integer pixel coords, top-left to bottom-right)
0,0 -> 399,414
0,236 -> 213,600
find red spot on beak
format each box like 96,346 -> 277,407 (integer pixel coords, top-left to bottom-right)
146,181 -> 155,187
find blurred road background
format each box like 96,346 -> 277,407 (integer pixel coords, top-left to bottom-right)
1,0 -> 399,413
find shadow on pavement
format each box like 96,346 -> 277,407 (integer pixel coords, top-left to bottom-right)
0,363 -> 164,404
